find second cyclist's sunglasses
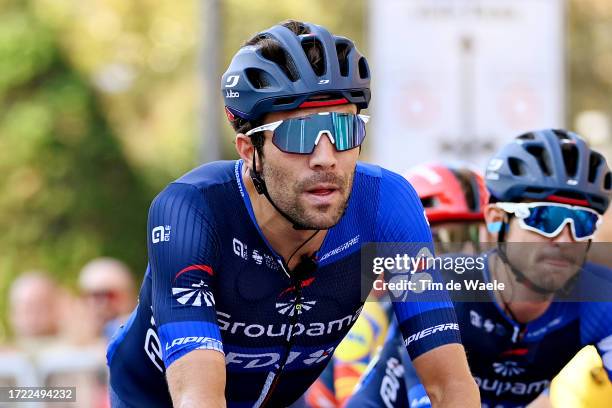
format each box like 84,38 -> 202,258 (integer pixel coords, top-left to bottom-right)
495,201 -> 602,241
245,112 -> 369,154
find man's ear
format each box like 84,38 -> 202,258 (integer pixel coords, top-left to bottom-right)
235,134 -> 255,169
484,204 -> 506,235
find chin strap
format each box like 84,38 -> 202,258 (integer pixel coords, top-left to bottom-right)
250,150 -> 315,231
495,218 -> 587,296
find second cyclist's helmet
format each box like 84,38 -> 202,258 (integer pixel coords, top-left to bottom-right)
405,163 -> 489,223
485,129 -> 612,214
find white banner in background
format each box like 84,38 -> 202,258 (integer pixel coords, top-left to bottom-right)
369,0 -> 565,172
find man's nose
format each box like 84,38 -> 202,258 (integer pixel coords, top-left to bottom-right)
309,132 -> 337,170
553,223 -> 575,243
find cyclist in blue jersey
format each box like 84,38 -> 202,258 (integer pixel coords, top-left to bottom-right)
345,129 -> 612,408
305,163 -> 489,408
106,20 -> 479,408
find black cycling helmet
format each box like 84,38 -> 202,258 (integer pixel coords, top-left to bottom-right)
485,129 -> 611,214
221,21 -> 371,122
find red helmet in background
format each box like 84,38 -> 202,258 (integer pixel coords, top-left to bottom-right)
404,163 -> 489,224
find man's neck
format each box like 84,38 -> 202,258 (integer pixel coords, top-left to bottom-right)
488,252 -> 553,324
242,166 -> 327,270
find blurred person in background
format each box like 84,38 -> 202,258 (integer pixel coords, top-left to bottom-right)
9,271 -> 61,346
5,270 -> 112,408
345,129 -> 612,408
544,209 -> 612,408
404,163 -> 491,255
306,163 -> 489,408
79,257 -> 137,341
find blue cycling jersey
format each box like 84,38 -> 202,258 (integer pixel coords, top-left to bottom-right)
345,253 -> 612,408
106,160 -> 460,408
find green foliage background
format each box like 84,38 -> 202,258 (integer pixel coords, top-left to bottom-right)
1,0 -> 611,340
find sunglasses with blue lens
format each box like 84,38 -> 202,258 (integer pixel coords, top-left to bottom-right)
245,112 -> 369,154
495,202 -> 602,241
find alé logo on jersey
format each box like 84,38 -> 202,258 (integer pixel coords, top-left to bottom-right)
233,238 -> 248,259
172,264 -> 216,307
152,225 -> 171,244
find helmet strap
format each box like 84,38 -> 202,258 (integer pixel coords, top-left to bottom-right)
495,218 -> 586,296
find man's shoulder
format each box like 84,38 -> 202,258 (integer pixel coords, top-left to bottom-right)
355,161 -> 383,178
150,160 -> 240,214
174,160 -> 238,189
355,162 -> 406,183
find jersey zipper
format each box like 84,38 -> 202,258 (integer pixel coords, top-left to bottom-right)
258,273 -> 303,407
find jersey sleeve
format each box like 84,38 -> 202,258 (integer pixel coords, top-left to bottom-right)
376,169 -> 461,359
580,301 -> 612,380
148,182 -> 223,368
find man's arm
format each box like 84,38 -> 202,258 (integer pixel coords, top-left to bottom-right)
376,169 -> 480,407
167,349 -> 226,408
412,343 -> 479,408
148,183 -> 226,405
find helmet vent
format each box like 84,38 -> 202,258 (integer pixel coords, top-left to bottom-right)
358,57 -> 369,79
517,132 -> 535,141
525,145 -> 551,176
561,143 -> 579,178
301,37 -> 326,76
552,129 -> 571,141
605,172 -> 612,190
336,41 -> 351,76
588,153 -> 603,183
525,187 -> 546,194
508,157 -> 527,176
245,68 -> 273,89
257,36 -> 300,82
272,96 -> 298,106
420,197 -> 438,208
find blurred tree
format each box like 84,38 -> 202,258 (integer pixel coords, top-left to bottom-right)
0,1 -> 152,339
568,0 -> 612,124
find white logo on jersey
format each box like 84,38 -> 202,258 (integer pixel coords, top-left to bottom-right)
252,249 -> 263,265
303,347 -> 334,365
152,225 -> 171,243
493,361 -> 525,377
233,238 -> 248,259
144,312 -> 163,372
172,280 -> 215,307
380,357 -> 405,408
225,347 -> 334,370
470,310 -> 483,328
275,298 -> 316,316
404,323 -> 459,346
225,75 -> 240,88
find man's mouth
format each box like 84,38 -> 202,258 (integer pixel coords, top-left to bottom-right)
306,184 -> 339,196
539,256 -> 573,268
